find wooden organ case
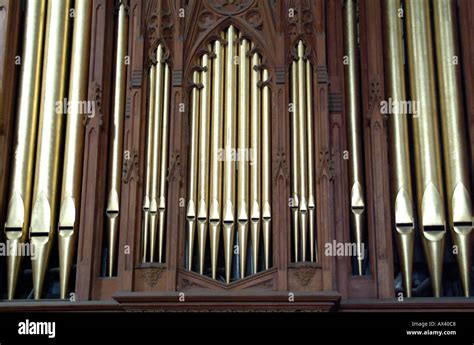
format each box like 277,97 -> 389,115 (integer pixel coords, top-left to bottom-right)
0,0 -> 473,312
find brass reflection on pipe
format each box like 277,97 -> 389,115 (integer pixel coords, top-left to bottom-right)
343,0 -> 366,275
149,44 -> 163,262
433,0 -> 472,297
157,63 -> 171,263
4,0 -> 46,300
30,0 -> 71,299
250,51 -> 261,275
58,0 -> 93,299
290,61 -> 300,262
238,37 -> 250,279
209,38 -> 224,279
105,1 -> 128,276
142,64 -> 157,263
223,25 -> 237,283
383,0 -> 415,298
261,68 -> 271,270
150,45 -> 164,263
187,71 -> 200,270
197,52 -> 211,274
297,41 -> 308,262
305,59 -> 316,263
406,0 -> 446,297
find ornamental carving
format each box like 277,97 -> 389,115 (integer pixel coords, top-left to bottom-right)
141,267 -> 164,288
294,267 -> 317,287
208,0 -> 254,15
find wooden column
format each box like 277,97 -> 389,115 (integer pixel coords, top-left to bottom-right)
117,0 -> 144,293
326,0 -> 350,298
76,0 -> 115,301
313,0 -> 334,292
358,0 -> 394,298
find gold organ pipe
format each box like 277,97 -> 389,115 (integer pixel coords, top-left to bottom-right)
30,0 -> 71,299
383,0 -> 415,298
290,61 -> 300,262
223,26 -> 237,283
186,71 -> 200,270
157,63 -> 170,263
406,0 -> 446,297
150,45 -> 164,263
209,38 -> 224,279
4,0 -> 46,300
433,0 -> 473,297
197,52 -> 211,274
58,0 -> 93,299
343,0 -> 366,275
305,59 -> 316,263
297,41 -> 308,262
105,1 -> 128,276
261,68 -> 271,270
238,38 -> 250,278
142,65 -> 156,263
250,52 -> 261,275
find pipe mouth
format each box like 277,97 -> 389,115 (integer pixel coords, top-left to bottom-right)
5,226 -> 22,233
424,225 -> 444,232
30,232 -> 49,237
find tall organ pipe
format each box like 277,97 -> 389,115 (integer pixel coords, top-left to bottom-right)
433,0 -> 473,297
250,52 -> 261,274
209,39 -> 224,279
105,1 -> 128,276
157,63 -> 170,263
142,64 -> 157,263
223,26 -> 237,283
4,0 -> 46,300
197,52 -> 211,274
383,0 -> 415,298
296,41 -> 308,262
290,61 -> 300,262
406,0 -> 446,297
343,0 -> 366,275
30,0 -> 71,299
305,60 -> 316,263
186,71 -> 200,270
238,38 -> 250,278
58,0 -> 93,299
150,45 -> 164,262
261,68 -> 271,270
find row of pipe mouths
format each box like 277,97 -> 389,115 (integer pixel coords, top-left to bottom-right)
3,0 -> 130,299
343,0 -> 473,296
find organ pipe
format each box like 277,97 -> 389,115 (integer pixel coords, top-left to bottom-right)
290,61 -> 300,262
238,37 -> 250,278
261,68 -> 271,270
343,0 -> 366,275
186,71 -> 200,270
250,51 -> 261,275
105,1 -> 128,276
197,52 -> 211,274
58,0 -> 93,299
30,0 -> 71,298
4,0 -> 46,300
223,26 -> 237,283
142,64 -> 157,263
383,0 -> 415,298
406,0 -> 446,297
209,38 -> 224,279
433,0 -> 473,297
